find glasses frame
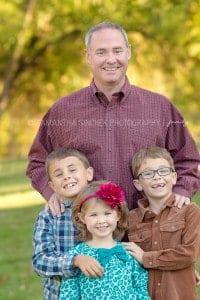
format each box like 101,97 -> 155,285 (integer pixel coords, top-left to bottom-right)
137,167 -> 175,180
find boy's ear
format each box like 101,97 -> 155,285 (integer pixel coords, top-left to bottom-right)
48,180 -> 54,190
86,167 -> 94,182
133,179 -> 143,191
172,171 -> 177,185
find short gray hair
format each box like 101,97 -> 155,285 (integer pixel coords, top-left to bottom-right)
85,22 -> 129,48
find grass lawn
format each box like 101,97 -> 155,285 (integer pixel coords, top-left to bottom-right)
0,158 -> 199,299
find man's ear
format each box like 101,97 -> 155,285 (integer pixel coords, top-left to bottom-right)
133,179 -> 143,191
127,44 -> 131,60
85,49 -> 91,64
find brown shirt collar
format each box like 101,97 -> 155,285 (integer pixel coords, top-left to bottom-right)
137,194 -> 175,222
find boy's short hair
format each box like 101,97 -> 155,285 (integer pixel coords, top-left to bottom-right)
45,148 -> 91,180
132,146 -> 175,178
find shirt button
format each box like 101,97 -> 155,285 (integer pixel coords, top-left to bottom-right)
108,149 -> 112,152
155,220 -> 158,223
154,241 -> 158,245
157,282 -> 161,286
149,262 -> 153,265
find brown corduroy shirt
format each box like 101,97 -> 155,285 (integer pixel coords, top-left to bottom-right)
128,195 -> 200,300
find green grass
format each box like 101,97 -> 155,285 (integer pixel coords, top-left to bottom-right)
0,158 -> 199,299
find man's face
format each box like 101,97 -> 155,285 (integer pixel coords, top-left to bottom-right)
86,28 -> 131,89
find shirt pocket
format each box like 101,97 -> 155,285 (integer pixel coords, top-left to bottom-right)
128,226 -> 152,251
160,220 -> 185,249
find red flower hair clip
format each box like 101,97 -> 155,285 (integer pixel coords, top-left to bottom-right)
79,182 -> 125,210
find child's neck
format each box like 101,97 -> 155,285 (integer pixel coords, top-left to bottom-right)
147,193 -> 173,214
86,237 -> 117,249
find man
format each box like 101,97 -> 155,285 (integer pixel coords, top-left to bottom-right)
26,22 -> 200,215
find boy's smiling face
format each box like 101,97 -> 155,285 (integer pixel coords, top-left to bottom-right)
133,158 -> 177,203
48,156 -> 93,201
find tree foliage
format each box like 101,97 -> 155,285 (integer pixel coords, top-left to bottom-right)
0,0 -> 200,157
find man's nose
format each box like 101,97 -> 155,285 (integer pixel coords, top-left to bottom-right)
106,52 -> 117,62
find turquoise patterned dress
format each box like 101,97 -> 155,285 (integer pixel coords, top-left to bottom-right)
59,242 -> 150,300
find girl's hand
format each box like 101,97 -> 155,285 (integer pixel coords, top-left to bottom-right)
73,254 -> 104,278
123,242 -> 144,264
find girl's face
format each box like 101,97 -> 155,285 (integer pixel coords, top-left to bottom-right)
80,199 -> 120,241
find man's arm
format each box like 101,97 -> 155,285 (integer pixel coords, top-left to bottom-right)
26,110 -> 54,201
165,104 -> 200,199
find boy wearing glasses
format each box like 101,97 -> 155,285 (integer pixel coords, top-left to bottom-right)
123,146 -> 200,300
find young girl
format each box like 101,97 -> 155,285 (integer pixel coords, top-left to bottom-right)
59,181 -> 151,300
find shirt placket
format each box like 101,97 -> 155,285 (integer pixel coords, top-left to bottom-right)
104,99 -> 117,181
152,216 -> 162,294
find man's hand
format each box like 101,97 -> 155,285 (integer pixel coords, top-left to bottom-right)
45,193 -> 65,216
195,269 -> 200,287
174,193 -> 190,209
123,242 -> 144,264
73,254 -> 104,278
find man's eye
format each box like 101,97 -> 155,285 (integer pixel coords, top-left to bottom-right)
96,50 -> 105,56
69,169 -> 76,172
114,49 -> 123,54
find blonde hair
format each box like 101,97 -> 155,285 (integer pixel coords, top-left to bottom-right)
132,146 -> 175,178
72,180 -> 128,241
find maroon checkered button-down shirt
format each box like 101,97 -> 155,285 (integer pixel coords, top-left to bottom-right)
26,78 -> 200,209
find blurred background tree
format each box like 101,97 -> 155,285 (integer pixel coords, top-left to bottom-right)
0,0 -> 200,157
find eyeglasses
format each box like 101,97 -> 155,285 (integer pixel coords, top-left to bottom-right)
137,167 -> 175,179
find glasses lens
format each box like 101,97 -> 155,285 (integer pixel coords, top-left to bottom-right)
140,170 -> 154,179
157,167 -> 171,176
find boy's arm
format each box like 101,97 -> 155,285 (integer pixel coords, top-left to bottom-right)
32,211 -> 77,278
125,204 -> 200,271
32,211 -> 103,278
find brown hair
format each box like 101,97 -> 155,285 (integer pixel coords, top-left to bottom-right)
45,147 -> 91,180
72,180 -> 128,241
132,146 -> 175,178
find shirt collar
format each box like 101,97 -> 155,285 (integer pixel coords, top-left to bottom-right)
137,194 -> 175,221
90,76 -> 131,104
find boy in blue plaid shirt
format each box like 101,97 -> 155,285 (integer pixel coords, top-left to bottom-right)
32,148 -> 103,300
